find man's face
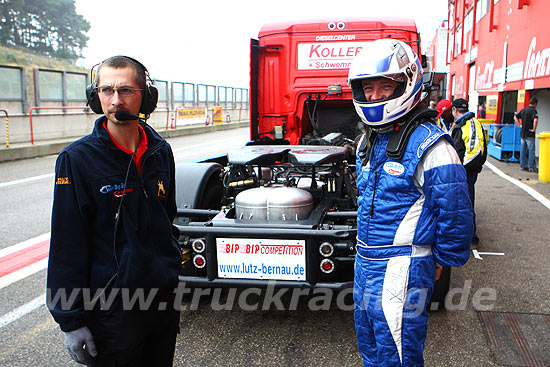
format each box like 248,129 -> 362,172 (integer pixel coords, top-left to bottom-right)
442,109 -> 454,122
97,66 -> 142,124
451,106 -> 460,119
362,77 -> 398,102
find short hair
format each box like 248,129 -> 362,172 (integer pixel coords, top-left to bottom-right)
96,56 -> 146,89
529,97 -> 538,105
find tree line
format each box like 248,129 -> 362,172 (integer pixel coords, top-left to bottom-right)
0,0 -> 89,61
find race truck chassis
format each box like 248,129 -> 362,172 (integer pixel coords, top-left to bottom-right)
174,144 -> 358,290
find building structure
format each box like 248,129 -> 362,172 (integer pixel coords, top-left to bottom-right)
426,20 -> 450,102
445,0 -> 550,155
427,20 -> 449,73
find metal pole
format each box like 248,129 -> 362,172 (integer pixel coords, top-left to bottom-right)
1,109 -> 9,148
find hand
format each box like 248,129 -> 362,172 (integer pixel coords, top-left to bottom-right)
64,326 -> 97,365
435,266 -> 443,281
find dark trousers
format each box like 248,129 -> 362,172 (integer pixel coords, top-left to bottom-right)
467,171 -> 478,242
87,292 -> 180,367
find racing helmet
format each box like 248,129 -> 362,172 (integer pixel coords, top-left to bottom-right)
348,39 -> 423,128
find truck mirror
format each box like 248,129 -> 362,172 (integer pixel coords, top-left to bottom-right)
422,72 -> 435,92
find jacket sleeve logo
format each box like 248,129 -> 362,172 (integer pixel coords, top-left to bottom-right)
56,177 -> 71,185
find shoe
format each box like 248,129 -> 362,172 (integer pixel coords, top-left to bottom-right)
471,235 -> 480,245
530,168 -> 538,173
521,167 -> 529,171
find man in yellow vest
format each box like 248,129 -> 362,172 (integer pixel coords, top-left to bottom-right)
451,98 -> 487,245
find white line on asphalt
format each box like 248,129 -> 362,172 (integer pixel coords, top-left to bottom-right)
472,249 -> 505,260
0,294 -> 46,329
0,173 -> 54,189
485,161 -> 550,210
0,258 -> 49,290
0,233 -> 50,258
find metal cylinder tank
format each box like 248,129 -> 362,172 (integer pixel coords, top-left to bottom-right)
235,187 -> 269,221
267,187 -> 313,221
235,186 -> 314,221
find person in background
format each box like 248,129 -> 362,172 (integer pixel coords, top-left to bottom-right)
348,39 -> 473,367
478,103 -> 486,119
435,99 -> 453,133
47,56 -> 182,366
514,97 -> 539,172
450,98 -> 487,246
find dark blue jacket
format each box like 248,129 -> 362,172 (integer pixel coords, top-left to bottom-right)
47,117 -> 182,332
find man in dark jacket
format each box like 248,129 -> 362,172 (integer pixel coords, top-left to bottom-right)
47,56 -> 182,366
514,97 -> 539,172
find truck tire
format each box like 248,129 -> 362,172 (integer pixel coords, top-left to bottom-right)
494,127 -> 503,144
429,266 -> 451,311
198,178 -> 223,210
175,162 -> 223,210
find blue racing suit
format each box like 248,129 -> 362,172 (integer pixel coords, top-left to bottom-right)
354,122 -> 473,366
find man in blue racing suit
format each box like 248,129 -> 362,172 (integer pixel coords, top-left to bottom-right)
348,39 -> 473,366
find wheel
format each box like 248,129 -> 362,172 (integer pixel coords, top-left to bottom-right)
197,179 -> 222,210
429,266 -> 451,311
494,127 -> 503,144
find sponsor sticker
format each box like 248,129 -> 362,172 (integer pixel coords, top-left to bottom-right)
297,41 -> 372,70
216,238 -> 306,281
383,161 -> 405,176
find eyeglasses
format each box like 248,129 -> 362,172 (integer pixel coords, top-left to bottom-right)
97,86 -> 143,97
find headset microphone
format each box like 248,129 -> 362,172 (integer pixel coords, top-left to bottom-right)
114,110 -> 140,121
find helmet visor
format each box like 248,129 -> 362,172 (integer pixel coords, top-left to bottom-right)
351,73 -> 406,103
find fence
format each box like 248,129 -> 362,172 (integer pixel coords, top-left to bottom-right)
0,64 -> 249,145
0,64 -> 248,116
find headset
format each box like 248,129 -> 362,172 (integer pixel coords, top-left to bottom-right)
86,55 -> 158,116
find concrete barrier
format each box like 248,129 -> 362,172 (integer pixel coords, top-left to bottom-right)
0,107 -> 249,145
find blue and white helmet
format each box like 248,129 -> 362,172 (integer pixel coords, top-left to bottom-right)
348,39 -> 423,128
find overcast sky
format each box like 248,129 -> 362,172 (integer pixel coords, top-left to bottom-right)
74,0 -> 448,88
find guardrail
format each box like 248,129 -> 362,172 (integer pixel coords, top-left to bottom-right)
1,109 -> 8,148
28,106 -> 91,145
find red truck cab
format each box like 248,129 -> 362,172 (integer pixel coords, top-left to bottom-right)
250,18 -> 423,145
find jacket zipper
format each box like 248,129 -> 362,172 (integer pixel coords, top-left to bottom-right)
369,134 -> 382,218
139,145 -> 163,201
370,171 -> 377,217
140,176 -> 149,200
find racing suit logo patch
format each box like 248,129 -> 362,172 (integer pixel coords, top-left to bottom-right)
383,162 -> 405,176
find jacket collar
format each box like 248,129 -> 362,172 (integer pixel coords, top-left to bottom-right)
454,111 -> 475,126
93,116 -> 165,152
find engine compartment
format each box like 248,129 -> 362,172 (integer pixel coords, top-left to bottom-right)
219,145 -> 358,227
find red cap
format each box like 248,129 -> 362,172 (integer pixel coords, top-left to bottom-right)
436,99 -> 452,119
